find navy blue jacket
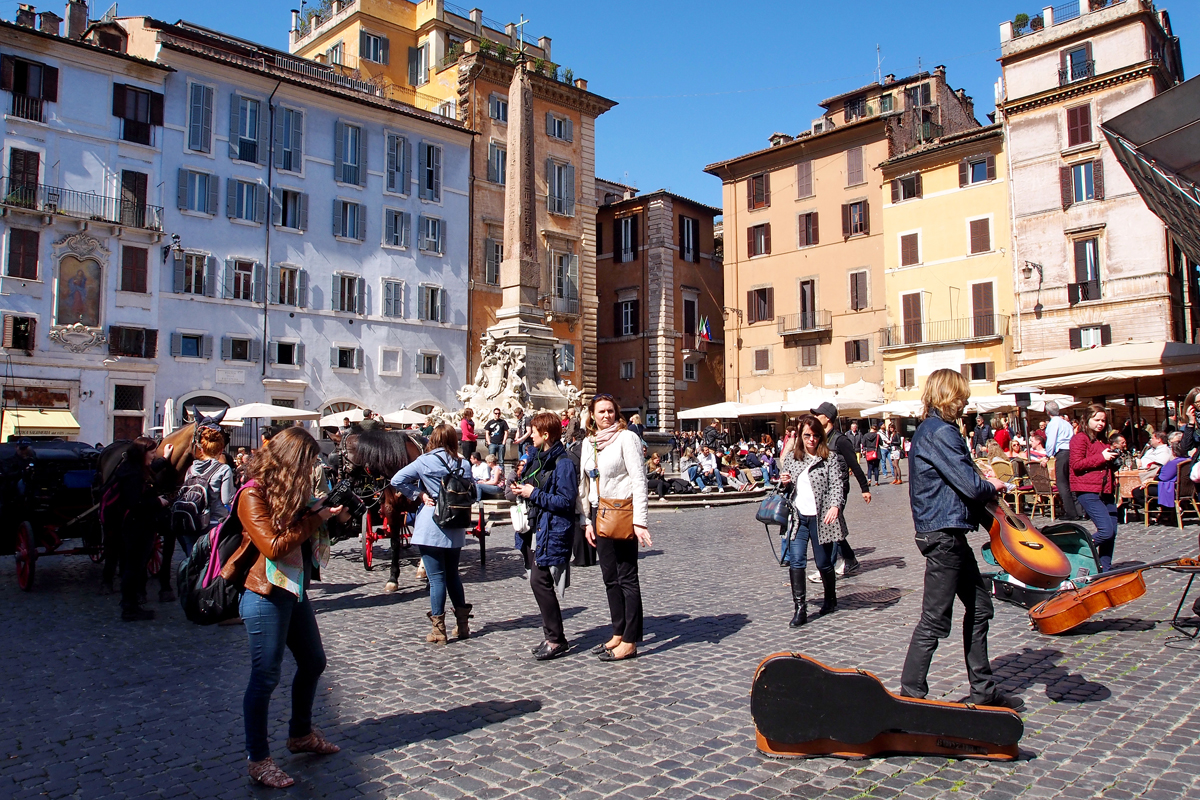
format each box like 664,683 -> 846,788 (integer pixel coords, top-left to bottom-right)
519,442 -> 577,567
908,412 -> 997,533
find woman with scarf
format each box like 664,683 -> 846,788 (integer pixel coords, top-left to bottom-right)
580,393 -> 651,661
234,427 -> 349,788
510,411 -> 578,660
1070,404 -> 1120,572
778,415 -> 846,626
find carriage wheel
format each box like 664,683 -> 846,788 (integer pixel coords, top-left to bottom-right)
361,524 -> 375,571
90,544 -> 104,564
15,521 -> 36,591
146,533 -> 163,577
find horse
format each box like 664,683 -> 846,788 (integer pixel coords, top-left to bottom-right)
341,428 -> 424,589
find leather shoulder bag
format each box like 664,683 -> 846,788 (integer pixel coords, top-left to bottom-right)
597,496 -> 635,540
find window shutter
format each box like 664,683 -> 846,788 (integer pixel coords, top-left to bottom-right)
1068,327 -> 1083,349
568,255 -> 579,299
401,212 -> 411,247
149,91 -> 164,126
487,142 -> 498,182
290,110 -> 303,169
203,255 -> 216,297
228,93 -> 241,159
970,219 -> 990,254
250,339 -> 263,363
356,347 -> 365,369
144,329 -> 158,358
221,336 -> 233,360
334,120 -> 345,181
985,361 -> 995,381
1093,158 -> 1104,200
613,302 -> 621,336
631,299 -> 640,335
408,46 -> 419,85
173,254 -> 186,292
330,346 -> 339,368
0,56 -> 13,92
359,28 -> 369,57
564,117 -> 573,142
1074,240 -> 1090,283
850,273 -> 860,310
222,258 -> 234,299
298,193 -> 309,232
330,274 -> 342,311
763,172 -> 771,206
111,83 -> 126,118
901,233 -> 919,266
225,178 -> 237,218
357,203 -> 367,240
176,168 -> 188,209
418,287 -> 427,320
1060,166 -> 1074,210
269,265 -> 280,303
274,105 -> 287,168
763,223 -> 771,255
797,161 -> 812,197
960,363 -> 971,379
385,209 -> 396,245
841,204 -> 851,237
437,354 -> 445,375
170,332 -> 183,357
417,142 -> 428,200
388,135 -> 400,191
765,287 -> 774,321
380,36 -> 390,65
268,341 -> 279,363
254,263 -> 265,303
295,342 -> 305,366
959,158 -> 969,187
255,103 -> 269,165
811,211 -> 819,245
438,288 -> 448,322
431,145 -> 442,200
1100,324 -> 1112,345
746,290 -> 757,325
861,200 -> 870,235
891,179 -> 900,204
564,164 -> 576,216
985,153 -> 996,181
332,199 -> 343,237
357,128 -> 368,186
271,187 -> 283,226
632,215 -> 640,258
207,175 -> 218,216
914,173 -> 923,197
845,341 -> 855,364
401,138 -> 412,193
357,277 -> 366,314
297,269 -> 308,308
42,65 -> 58,103
746,226 -> 754,257
746,177 -> 753,211
546,111 -> 554,136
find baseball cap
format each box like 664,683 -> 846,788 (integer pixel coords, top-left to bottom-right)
811,401 -> 838,420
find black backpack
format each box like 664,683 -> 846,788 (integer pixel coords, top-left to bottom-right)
432,453 -> 475,529
177,482 -> 254,625
172,460 -> 220,537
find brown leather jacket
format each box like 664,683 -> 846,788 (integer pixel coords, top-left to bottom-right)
221,485 -> 322,597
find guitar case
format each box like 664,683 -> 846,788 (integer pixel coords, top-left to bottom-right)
751,653 -> 1023,760
983,522 -> 1100,609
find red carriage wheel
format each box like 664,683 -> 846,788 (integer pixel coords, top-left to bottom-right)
90,543 -> 104,564
361,518 -> 375,571
146,533 -> 163,577
15,521 -> 36,591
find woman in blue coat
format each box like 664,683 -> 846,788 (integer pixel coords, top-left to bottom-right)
511,411 -> 578,661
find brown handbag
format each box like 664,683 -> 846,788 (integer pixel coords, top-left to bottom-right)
596,496 -> 635,540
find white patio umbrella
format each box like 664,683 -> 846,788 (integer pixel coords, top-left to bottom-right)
224,402 -> 321,421
383,408 -> 428,425
678,401 -> 745,420
319,408 -> 364,427
162,397 -> 176,435
860,400 -> 925,417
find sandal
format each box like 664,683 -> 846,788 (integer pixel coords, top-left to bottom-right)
248,757 -> 294,788
286,728 -> 341,755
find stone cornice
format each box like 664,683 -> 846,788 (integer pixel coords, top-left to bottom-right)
457,53 -> 616,118
1001,63 -> 1165,116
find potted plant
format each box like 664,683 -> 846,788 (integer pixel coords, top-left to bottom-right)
532,57 -> 545,75
562,67 -> 574,84
1030,14 -> 1044,30
479,37 -> 494,55
496,42 -> 510,61
1013,13 -> 1029,34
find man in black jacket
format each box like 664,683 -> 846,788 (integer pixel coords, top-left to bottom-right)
812,402 -> 868,578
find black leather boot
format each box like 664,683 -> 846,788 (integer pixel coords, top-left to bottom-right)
818,567 -> 838,616
788,569 -> 808,627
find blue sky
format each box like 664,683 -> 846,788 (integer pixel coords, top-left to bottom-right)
13,0 -> 1197,208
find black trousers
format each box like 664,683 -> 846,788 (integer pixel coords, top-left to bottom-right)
595,535 -> 644,642
1055,451 -> 1084,519
529,563 -> 567,645
119,523 -> 153,611
900,529 -> 997,702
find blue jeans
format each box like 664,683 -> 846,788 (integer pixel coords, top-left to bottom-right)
786,514 -> 834,572
240,589 -> 327,762
866,456 -> 881,484
1076,492 -> 1118,571
698,469 -> 725,490
418,544 -> 466,616
879,448 -> 892,477
488,442 -> 505,467
476,482 -> 504,501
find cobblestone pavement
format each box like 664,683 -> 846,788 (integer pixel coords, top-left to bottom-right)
3,483 -> 1200,800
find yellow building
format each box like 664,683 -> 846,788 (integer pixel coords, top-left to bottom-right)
879,124 -> 1013,401
291,0 -> 614,393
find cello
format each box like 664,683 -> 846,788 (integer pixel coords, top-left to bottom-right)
1028,557 -> 1198,634
973,462 -> 1073,589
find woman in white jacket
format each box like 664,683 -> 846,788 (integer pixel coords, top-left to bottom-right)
580,393 -> 651,661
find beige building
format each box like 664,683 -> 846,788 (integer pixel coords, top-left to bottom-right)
998,0 -> 1185,364
704,68 -> 980,401
290,0 -> 615,393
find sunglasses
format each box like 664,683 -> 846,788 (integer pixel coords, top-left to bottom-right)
592,393 -> 615,402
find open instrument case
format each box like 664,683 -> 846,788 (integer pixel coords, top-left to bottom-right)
982,522 -> 1100,608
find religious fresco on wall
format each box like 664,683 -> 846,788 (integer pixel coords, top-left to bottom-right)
55,255 -> 102,327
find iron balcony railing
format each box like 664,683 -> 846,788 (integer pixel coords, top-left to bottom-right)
879,314 -> 1009,349
548,296 -> 580,316
1053,1 -> 1081,24
682,335 -> 709,353
1060,59 -> 1095,86
1068,279 -> 1101,305
291,0 -> 357,43
0,177 -> 164,231
10,94 -> 43,122
777,310 -> 833,336
272,53 -> 384,97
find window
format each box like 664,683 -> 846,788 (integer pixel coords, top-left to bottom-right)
121,246 -> 147,293
557,343 -> 576,374
222,337 -> 259,362
1062,45 -> 1093,84
901,292 -> 923,344
849,270 -> 869,311
682,295 -> 698,337
846,147 -> 864,186
113,385 -> 145,411
798,279 -> 816,328
113,84 -> 161,145
334,200 -> 365,240
972,282 -> 996,337
180,170 -> 215,215
796,161 -> 813,198
276,189 -> 308,230
1070,324 -> 1110,349
2,314 -> 36,351
383,279 -> 404,317
326,41 -> 344,66
484,237 -> 502,285
680,216 -> 699,262
418,142 -> 442,201
900,233 -> 920,266
964,362 -> 993,382
893,173 -> 922,202
6,229 -> 38,280
384,209 -> 410,248
408,43 -> 430,86
420,285 -> 447,322
616,299 -> 639,336
120,170 -> 149,228
616,216 -> 638,263
845,338 -> 869,364
961,154 -> 996,186
798,212 -> 819,248
337,122 -> 363,185
620,360 -> 635,380
228,180 -> 261,222
231,339 -> 248,360
753,348 -> 771,372
1072,161 -> 1094,203
333,346 -> 362,369
489,94 -> 508,123
276,107 -> 303,172
844,95 -> 867,121
551,251 -> 579,309
230,260 -> 256,301
8,148 -> 38,207
1061,160 -> 1104,209
905,82 -> 932,107
271,341 -> 302,366
969,218 -> 991,254
801,344 -> 818,368
332,274 -> 364,314
275,266 -> 301,306
171,332 -> 211,359
546,112 -> 573,142
436,100 -> 456,119
179,253 -> 207,295
1069,237 -> 1101,304
2,56 -> 56,122
187,83 -> 213,152
108,326 -> 157,358
1067,105 -> 1092,147
747,173 -> 770,209
418,352 -> 444,376
386,133 -> 408,193
419,215 -> 443,254
880,94 -> 893,113
842,201 -> 869,237
360,30 -> 389,64
547,160 -> 575,216
899,367 -> 915,389
380,348 -> 402,375
748,223 -> 771,257
746,287 -> 773,324
233,96 -> 261,163
488,142 -> 506,185
683,361 -> 696,381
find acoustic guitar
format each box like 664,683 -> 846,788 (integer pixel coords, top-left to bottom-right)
972,461 -> 1072,589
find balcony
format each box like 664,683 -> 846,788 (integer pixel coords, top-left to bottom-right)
879,314 -> 1009,350
1068,279 -> 1101,305
546,296 -> 580,317
681,334 -> 709,361
1059,59 -> 1095,86
0,177 -> 163,231
918,119 -> 944,142
9,94 -> 43,122
777,310 -> 833,337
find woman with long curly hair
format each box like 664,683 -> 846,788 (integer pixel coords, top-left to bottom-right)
235,427 -> 350,788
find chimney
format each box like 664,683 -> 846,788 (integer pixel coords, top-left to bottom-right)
537,36 -> 551,63
16,4 -> 36,27
768,132 -> 794,148
883,73 -> 895,85
38,10 -> 61,35
934,64 -> 946,79
290,8 -> 301,33
65,0 -> 87,39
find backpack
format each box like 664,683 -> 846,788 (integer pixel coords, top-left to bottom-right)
172,460 -> 221,538
177,481 -> 255,625
432,453 -> 475,529
669,477 -> 695,494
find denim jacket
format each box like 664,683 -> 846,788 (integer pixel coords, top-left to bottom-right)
908,413 -> 997,533
390,448 -> 476,549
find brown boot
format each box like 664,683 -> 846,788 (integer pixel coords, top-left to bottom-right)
426,612 -> 448,644
451,604 -> 474,640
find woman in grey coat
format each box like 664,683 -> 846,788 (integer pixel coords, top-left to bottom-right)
778,414 -> 847,627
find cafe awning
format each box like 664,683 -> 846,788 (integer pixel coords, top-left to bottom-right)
1,408 -> 80,441
996,341 -> 1200,394
678,401 -> 745,420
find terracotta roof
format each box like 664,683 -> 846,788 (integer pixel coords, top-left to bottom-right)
703,114 -> 884,176
0,18 -> 172,71
819,71 -> 930,108
603,189 -> 722,217
878,123 -> 1001,168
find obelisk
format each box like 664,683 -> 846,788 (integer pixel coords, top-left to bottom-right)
486,58 -> 568,410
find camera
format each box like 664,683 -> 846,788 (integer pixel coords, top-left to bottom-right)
326,477 -> 367,518
587,468 -> 599,479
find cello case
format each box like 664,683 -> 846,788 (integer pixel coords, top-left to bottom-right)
983,522 -> 1100,609
751,653 -> 1023,761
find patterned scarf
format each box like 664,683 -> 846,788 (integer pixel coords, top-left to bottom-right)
591,424 -> 623,452
264,496 -> 331,601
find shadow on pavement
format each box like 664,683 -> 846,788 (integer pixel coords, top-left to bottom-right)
339,699 -> 544,753
991,647 -> 1111,703
570,612 -> 752,655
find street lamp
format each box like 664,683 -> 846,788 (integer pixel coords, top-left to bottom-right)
161,233 -> 183,263
1021,261 -> 1043,283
